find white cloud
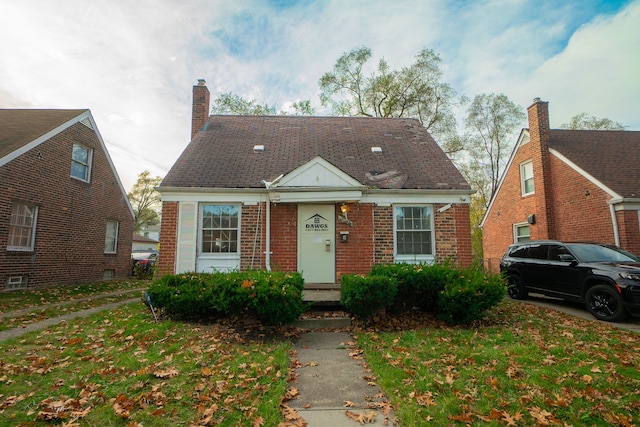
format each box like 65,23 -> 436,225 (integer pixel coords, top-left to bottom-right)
1,0 -> 638,191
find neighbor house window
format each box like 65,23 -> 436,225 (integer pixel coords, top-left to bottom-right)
394,205 -> 434,263
104,221 -> 119,253
514,223 -> 530,243
8,203 -> 38,251
520,160 -> 534,196
71,143 -> 92,181
200,204 -> 239,253
6,276 -> 28,290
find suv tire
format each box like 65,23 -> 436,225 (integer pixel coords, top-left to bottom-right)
585,284 -> 628,322
507,275 -> 528,300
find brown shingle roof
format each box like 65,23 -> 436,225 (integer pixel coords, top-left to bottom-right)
0,109 -> 87,159
161,116 -> 470,191
549,130 -> 640,198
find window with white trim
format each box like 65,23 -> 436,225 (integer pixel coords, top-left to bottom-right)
71,143 -> 92,181
6,276 -> 28,290
394,205 -> 434,263
200,204 -> 239,254
514,223 -> 530,243
520,160 -> 534,196
8,203 -> 38,251
104,221 -> 119,253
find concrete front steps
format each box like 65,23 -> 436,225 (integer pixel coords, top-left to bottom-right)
297,284 -> 351,329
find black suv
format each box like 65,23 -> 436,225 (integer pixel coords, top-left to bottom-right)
500,241 -> 640,322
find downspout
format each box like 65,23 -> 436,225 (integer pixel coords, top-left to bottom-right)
609,203 -> 620,247
262,174 -> 283,272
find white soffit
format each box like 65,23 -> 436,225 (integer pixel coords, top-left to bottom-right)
277,156 -> 362,188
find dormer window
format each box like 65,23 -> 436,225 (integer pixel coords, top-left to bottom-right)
71,143 -> 92,182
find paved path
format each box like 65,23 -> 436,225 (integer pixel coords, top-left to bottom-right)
290,331 -> 395,426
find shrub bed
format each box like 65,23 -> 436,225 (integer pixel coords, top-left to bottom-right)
344,262 -> 505,325
147,271 -> 305,325
340,274 -> 398,322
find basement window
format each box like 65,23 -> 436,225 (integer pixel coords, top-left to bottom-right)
6,276 -> 27,291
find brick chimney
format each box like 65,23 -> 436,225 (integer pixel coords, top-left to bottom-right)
527,98 -> 555,239
191,79 -> 210,140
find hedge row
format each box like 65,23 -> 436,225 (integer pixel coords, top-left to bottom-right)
146,270 -> 305,325
341,262 -> 505,325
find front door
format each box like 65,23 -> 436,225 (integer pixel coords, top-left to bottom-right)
298,204 -> 335,284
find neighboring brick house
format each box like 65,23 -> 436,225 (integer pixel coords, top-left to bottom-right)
482,99 -> 640,272
0,109 -> 134,290
157,81 -> 473,285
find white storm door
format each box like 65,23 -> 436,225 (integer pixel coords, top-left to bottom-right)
298,204 -> 335,283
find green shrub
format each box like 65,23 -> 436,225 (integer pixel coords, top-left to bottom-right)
341,274 -> 398,322
436,267 -> 505,324
370,262 -> 457,312
147,273 -> 220,319
147,271 -> 305,325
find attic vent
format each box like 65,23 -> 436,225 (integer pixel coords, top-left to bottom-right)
371,146 -> 382,153
80,117 -> 94,130
253,145 -> 265,153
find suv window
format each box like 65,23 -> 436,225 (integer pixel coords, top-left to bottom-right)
509,245 -> 529,258
548,244 -> 570,261
528,244 -> 548,260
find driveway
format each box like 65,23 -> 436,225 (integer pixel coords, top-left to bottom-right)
518,293 -> 640,333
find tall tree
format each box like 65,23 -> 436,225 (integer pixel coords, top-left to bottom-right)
128,170 -> 162,233
211,92 -> 315,116
463,93 -> 526,208
319,47 -> 462,154
560,112 -> 627,130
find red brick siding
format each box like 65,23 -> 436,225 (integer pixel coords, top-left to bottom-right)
158,201 -> 178,276
191,84 -> 210,140
435,204 -> 473,266
373,205 -> 394,265
616,210 -> 640,255
336,203 -> 375,282
269,203 -> 298,272
240,204 -> 266,270
0,122 -> 133,290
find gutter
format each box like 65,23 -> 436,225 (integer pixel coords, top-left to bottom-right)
262,175 -> 283,272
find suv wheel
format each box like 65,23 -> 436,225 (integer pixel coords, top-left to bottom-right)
585,284 -> 628,322
507,275 -> 528,300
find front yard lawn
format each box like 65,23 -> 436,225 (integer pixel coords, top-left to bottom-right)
0,301 -> 291,426
357,301 -> 640,426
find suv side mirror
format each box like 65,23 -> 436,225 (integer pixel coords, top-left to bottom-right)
559,254 -> 577,264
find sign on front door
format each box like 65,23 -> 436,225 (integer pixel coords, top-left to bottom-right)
298,204 -> 335,284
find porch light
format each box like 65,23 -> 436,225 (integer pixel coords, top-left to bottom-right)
339,203 -> 353,227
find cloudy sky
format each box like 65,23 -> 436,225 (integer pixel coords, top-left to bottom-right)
1,0 -> 638,192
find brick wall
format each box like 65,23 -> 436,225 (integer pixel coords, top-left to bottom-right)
158,201 -> 178,276
373,205 -> 394,265
0,122 -> 133,290
616,210 -> 640,255
269,203 -> 298,271
240,203 -> 266,270
191,82 -> 210,140
336,203 -> 375,282
435,204 -> 473,266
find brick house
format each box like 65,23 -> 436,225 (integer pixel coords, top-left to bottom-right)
0,109 -> 134,290
482,99 -> 640,272
157,81 -> 473,284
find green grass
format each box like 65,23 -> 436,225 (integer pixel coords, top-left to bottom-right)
0,302 -> 291,426
356,301 -> 640,426
0,280 -> 147,312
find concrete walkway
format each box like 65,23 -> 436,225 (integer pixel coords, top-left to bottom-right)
290,331 -> 395,426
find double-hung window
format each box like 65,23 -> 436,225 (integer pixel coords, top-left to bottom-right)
201,204 -> 239,254
71,143 -> 92,181
8,203 -> 38,251
104,221 -> 119,253
394,205 -> 434,263
520,160 -> 534,196
514,223 -> 530,243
